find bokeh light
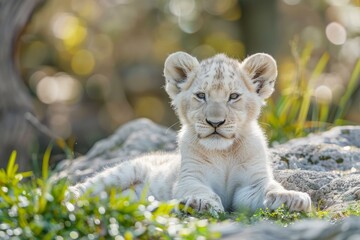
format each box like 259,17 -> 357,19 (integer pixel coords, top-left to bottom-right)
52,13 -> 87,48
36,76 -> 58,104
169,0 -> 196,18
283,0 -> 301,5
325,22 -> 347,45
16,0 -> 360,153
134,96 -> 165,123
71,50 -> 95,75
314,85 -> 332,104
36,73 -> 83,104
326,0 -> 350,6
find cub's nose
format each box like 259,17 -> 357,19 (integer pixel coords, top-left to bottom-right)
206,119 -> 225,128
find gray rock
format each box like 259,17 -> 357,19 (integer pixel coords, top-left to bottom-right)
271,126 -> 360,172
274,170 -> 360,212
217,216 -> 360,240
52,118 -> 177,182
268,126 -> 360,212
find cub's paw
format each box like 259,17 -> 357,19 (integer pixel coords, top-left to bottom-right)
180,195 -> 224,215
264,190 -> 312,212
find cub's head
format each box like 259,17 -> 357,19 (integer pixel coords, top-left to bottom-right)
164,52 -> 277,150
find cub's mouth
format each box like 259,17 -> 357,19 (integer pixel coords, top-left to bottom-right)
197,130 -> 235,150
210,131 -> 222,137
195,123 -> 235,140
204,130 -> 232,139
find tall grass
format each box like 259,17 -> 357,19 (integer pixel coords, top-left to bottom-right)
262,42 -> 360,144
335,59 -> 360,123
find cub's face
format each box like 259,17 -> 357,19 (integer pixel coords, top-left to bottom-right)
164,52 -> 277,150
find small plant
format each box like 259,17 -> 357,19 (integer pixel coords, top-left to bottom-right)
333,202 -> 360,220
249,205 -> 329,226
252,205 -> 308,226
0,151 -> 32,187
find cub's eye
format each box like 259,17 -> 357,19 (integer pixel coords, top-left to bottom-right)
229,93 -> 241,101
195,92 -> 206,100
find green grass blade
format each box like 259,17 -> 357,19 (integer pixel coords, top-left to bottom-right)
56,138 -> 74,159
42,144 -> 53,180
309,53 -> 329,85
319,103 -> 330,128
6,151 -> 17,178
335,59 -> 360,123
20,171 -> 33,178
297,53 -> 329,134
299,42 -> 313,68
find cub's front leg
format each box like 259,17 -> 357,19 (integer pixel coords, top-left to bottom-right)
233,178 -> 311,212
174,177 -> 224,213
180,193 -> 224,213
264,181 -> 312,212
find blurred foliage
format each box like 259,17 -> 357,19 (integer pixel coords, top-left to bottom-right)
262,41 -> 360,143
18,0 -> 360,154
0,151 -> 219,239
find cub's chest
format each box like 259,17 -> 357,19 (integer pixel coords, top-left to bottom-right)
203,158 -> 247,209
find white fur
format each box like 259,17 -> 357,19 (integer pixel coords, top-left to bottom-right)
70,52 -> 312,213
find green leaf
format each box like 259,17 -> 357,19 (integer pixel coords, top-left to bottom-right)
42,144 -> 53,180
6,150 -> 17,178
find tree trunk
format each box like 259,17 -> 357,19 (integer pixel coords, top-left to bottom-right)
0,0 -> 44,171
238,0 -> 278,56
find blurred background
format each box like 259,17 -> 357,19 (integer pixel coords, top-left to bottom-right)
1,0 -> 360,171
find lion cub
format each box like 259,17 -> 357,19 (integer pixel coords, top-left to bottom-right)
70,52 -> 311,213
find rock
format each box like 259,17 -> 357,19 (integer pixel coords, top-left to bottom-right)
273,170 -> 360,212
268,126 -> 360,212
216,216 -> 360,240
52,118 -> 177,182
53,119 -> 360,213
271,126 -> 360,172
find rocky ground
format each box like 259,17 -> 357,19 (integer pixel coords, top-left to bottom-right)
53,118 -> 360,239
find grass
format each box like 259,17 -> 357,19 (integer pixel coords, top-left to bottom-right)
261,42 -> 360,144
0,151 -> 219,239
2,151 -> 360,239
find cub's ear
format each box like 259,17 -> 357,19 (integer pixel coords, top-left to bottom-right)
164,52 -> 199,99
242,53 -> 277,99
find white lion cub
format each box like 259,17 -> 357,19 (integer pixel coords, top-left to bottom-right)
70,52 -> 312,213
